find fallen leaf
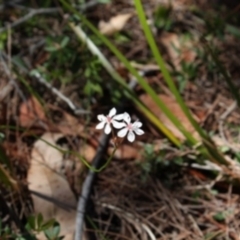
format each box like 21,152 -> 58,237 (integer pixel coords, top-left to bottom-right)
160,33 -> 197,70
19,96 -> 47,128
55,111 -> 84,136
109,144 -> 141,160
28,133 -> 78,240
140,94 -> 199,141
99,13 -> 132,36
80,143 -> 96,163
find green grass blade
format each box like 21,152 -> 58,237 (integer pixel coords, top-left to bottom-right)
134,0 -> 207,139
134,0 -> 230,165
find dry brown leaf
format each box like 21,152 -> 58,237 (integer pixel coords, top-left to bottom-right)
28,133 -> 77,240
140,94 -> 199,141
19,96 -> 47,127
56,111 -> 84,136
109,144 -> 141,160
79,143 -> 96,162
160,33 -> 197,70
99,13 -> 132,36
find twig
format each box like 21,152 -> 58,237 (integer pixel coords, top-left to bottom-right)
2,52 -> 90,115
69,22 -> 119,81
0,53 -> 27,102
74,133 -> 110,240
30,71 -> 90,115
29,189 -> 76,212
0,8 -> 60,34
68,22 -> 140,90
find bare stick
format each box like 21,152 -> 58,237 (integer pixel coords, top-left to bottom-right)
0,8 -> 59,34
30,71 -> 90,115
74,133 -> 109,240
2,52 -> 90,115
0,53 -> 27,102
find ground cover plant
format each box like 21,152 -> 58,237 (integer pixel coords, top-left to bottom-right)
1,0 -> 240,239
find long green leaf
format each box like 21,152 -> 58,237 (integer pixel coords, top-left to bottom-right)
134,0 -> 208,139
133,0 -> 230,165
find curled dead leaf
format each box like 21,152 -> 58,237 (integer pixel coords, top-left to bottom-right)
27,133 -> 78,240
19,96 -> 47,128
160,32 -> 197,70
99,13 -> 133,36
109,144 -> 142,160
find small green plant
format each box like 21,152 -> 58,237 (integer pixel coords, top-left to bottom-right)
139,144 -> 168,182
83,58 -> 103,97
213,209 -> 233,222
153,5 -> 172,31
26,213 -> 56,234
0,214 -> 62,240
0,32 -> 7,50
176,60 -> 199,93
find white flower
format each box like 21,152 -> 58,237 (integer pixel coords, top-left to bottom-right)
117,113 -> 144,142
96,108 -> 125,134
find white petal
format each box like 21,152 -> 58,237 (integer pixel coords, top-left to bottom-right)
104,123 -> 111,134
97,114 -> 106,121
133,121 -> 142,128
108,108 -> 116,117
96,121 -> 105,129
113,113 -> 124,121
123,112 -> 131,124
127,131 -> 135,142
117,128 -> 128,138
134,128 -> 144,135
112,120 -> 126,129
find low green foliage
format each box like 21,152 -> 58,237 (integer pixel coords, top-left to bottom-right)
0,214 -> 62,240
153,5 -> 173,31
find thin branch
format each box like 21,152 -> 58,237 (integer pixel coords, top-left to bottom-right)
69,22 -> 119,81
0,8 -> 60,34
2,52 -> 90,115
74,133 -> 110,240
29,189 -> 76,212
0,53 -> 27,102
30,71 -> 90,115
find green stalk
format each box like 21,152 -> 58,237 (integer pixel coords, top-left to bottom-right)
134,0 -> 207,139
133,0 -> 229,165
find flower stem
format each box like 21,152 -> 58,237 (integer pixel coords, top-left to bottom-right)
94,146 -> 117,172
